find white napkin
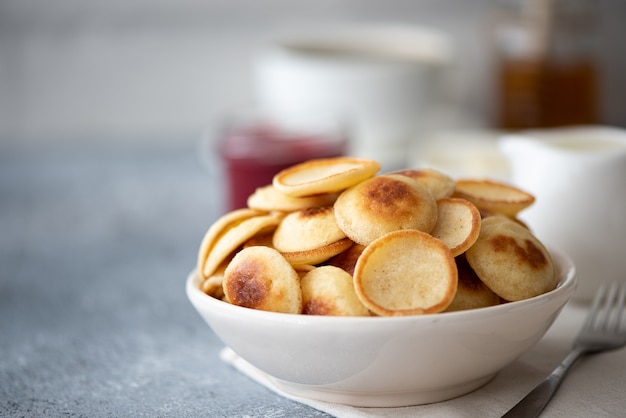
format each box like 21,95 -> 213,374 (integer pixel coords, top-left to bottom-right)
220,347 -> 368,417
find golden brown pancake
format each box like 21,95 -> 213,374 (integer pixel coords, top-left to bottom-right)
301,266 -> 371,316
243,231 -> 275,249
389,168 -> 455,199
223,246 -> 302,313
247,184 -> 338,212
280,238 -> 354,266
197,208 -> 264,279
453,179 -> 535,217
201,213 -> 283,278
465,216 -> 555,301
325,243 -> 366,276
272,206 -> 346,252
430,198 -> 481,257
293,264 -> 317,278
200,263 -> 226,300
334,174 -> 438,245
444,255 -> 501,312
273,157 -> 380,197
353,229 -> 457,316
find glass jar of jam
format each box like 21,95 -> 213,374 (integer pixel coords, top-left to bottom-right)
216,110 -> 348,211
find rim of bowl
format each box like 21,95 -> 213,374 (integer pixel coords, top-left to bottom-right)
187,246 -> 576,325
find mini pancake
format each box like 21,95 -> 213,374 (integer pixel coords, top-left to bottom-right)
334,174 -> 438,245
202,213 -> 283,278
301,266 -> 371,316
465,216 -> 556,301
197,208 -> 265,279
478,208 -> 531,229
325,243 -> 366,276
390,168 -> 455,200
293,264 -> 316,278
243,231 -> 275,249
353,229 -> 457,316
200,264 -> 226,300
453,179 -> 535,217
280,238 -> 353,266
272,157 -> 380,197
430,198 -> 481,257
444,255 -> 501,312
247,184 -> 338,212
223,246 -> 302,314
272,206 -> 346,252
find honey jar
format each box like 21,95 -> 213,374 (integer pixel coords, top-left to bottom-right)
493,0 -> 599,129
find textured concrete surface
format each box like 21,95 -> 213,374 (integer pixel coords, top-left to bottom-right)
0,139 -> 331,417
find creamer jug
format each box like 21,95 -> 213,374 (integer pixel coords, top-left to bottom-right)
500,126 -> 626,302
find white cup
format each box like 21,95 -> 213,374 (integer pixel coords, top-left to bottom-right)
253,23 -> 453,171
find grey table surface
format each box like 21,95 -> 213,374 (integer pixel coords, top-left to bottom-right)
0,139 -> 331,417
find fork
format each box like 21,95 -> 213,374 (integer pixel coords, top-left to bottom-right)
501,282 -> 626,418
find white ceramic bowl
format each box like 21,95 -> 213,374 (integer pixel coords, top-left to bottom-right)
187,248 -> 576,407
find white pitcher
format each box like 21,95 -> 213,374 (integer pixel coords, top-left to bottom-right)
500,126 -> 626,303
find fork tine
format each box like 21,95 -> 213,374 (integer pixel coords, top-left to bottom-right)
599,283 -> 618,331
584,283 -> 607,330
615,283 -> 626,331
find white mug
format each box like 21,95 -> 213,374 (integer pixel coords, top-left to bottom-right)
500,126 -> 626,303
252,23 -> 453,171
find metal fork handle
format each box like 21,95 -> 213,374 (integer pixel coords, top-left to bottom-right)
501,347 -> 585,418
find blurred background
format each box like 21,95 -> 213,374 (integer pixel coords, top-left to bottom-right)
1,2 -> 625,415
1,0 -> 625,148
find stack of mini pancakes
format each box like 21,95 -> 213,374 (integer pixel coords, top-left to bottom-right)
197,157 -> 556,316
